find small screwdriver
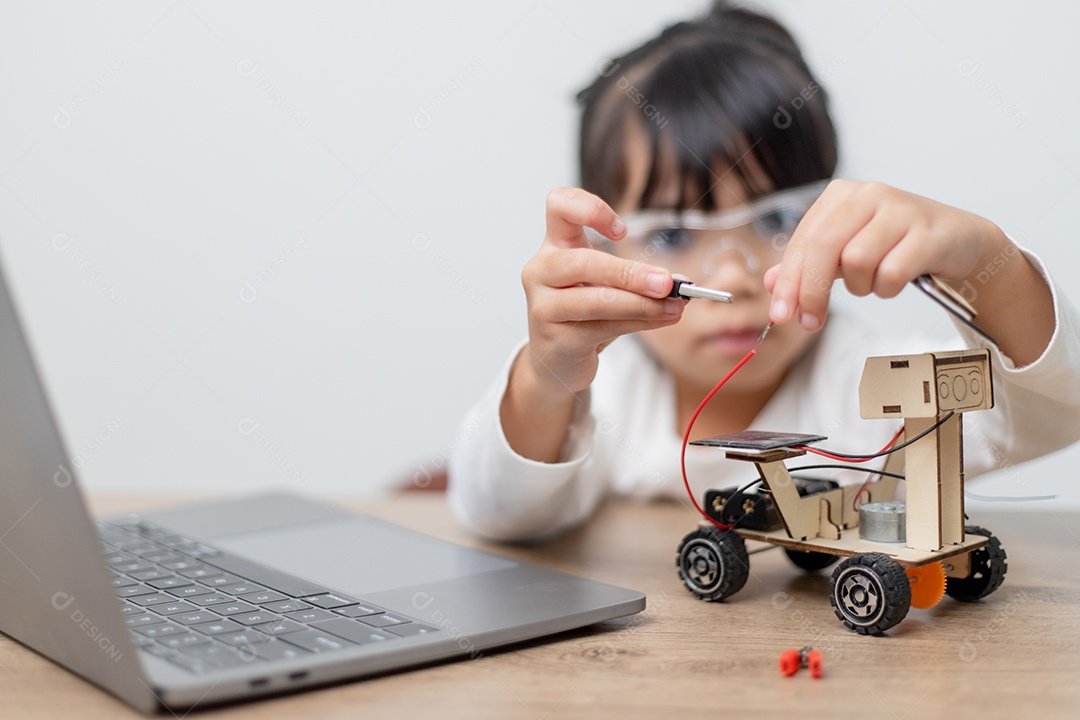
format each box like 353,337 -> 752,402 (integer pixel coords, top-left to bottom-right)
667,279 -> 734,303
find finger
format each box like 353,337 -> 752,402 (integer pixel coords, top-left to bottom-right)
537,285 -> 685,324
871,232 -> 924,298
545,187 -> 625,248
776,187 -> 877,330
578,316 -> 686,339
543,316 -> 686,359
763,264 -> 781,293
768,181 -> 854,324
838,211 -> 908,297
533,247 -> 673,299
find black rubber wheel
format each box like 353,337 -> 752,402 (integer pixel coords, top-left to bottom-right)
676,526 -> 750,602
784,548 -> 840,572
945,525 -> 1008,602
829,552 -> 911,634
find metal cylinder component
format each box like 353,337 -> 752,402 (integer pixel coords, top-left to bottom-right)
859,501 -> 906,543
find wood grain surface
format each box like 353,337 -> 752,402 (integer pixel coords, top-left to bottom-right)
1,494 -> 1076,719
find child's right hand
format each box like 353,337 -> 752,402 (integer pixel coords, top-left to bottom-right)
518,187 -> 683,396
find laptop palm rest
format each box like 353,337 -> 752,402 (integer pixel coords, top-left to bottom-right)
210,515 -> 516,596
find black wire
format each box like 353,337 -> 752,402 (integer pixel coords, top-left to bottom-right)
719,477 -> 764,520
789,464 -> 907,481
802,410 -> 956,461
732,477 -> 764,495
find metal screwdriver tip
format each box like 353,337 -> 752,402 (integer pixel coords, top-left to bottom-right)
757,322 -> 773,344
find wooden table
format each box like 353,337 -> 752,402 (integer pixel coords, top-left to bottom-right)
2,494 -> 1078,719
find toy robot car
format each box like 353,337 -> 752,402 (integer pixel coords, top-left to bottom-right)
676,348 -> 1007,635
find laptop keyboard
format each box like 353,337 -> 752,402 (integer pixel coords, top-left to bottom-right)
96,517 -> 438,674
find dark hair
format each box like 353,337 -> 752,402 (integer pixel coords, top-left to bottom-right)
577,1 -> 837,210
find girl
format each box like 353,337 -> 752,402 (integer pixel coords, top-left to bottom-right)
448,2 -> 1080,540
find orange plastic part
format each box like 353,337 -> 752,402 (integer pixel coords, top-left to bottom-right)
780,647 -> 823,678
779,649 -> 800,676
906,561 -> 947,609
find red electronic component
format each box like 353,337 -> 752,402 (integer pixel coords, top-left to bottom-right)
780,646 -> 822,678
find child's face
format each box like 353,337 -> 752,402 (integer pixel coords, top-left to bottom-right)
610,129 -> 818,396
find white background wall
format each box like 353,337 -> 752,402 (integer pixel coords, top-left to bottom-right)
1,1 -> 1078,508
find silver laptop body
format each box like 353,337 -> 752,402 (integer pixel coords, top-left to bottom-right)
0,250 -> 645,712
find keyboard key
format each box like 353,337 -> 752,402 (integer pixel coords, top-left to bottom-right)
158,533 -> 191,546
188,593 -> 234,607
128,569 -> 174,582
206,601 -> 259,616
359,613 -> 411,628
137,549 -> 185,564
158,632 -> 213,650
133,522 -> 168,539
283,608 -> 335,624
279,629 -> 353,653
261,600 -> 311,614
310,618 -> 397,645
176,565 -> 217,579
190,619 -> 246,636
194,573 -> 242,588
130,593 -> 178,607
160,559 -> 203,572
334,603 -> 384,618
217,582 -> 266,596
167,585 -> 213,598
156,601 -> 200,616
134,622 -> 187,638
116,585 -> 157,599
253,639 -> 310,662
252,619 -> 305,636
172,611 -> 221,626
139,639 -> 171,654
237,590 -> 287,605
180,644 -> 250,668
202,554 -> 325,597
179,543 -> 222,559
217,629 -> 274,647
301,593 -> 358,609
147,577 -> 194,590
386,623 -> 439,638
110,540 -> 157,554
126,614 -> 166,628
110,561 -> 154,574
111,576 -> 138,588
170,541 -> 202,554
135,634 -> 159,648
119,603 -> 146,616
232,611 -> 282,627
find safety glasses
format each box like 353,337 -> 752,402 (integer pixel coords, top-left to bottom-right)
593,180 -> 828,277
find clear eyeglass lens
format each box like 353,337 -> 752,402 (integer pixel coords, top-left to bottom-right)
641,227 -> 694,253
629,216 -> 800,275
605,181 -> 827,278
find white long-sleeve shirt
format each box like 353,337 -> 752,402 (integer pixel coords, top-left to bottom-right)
449,250 -> 1080,541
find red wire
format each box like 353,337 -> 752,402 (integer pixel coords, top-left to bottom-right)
680,347 -> 760,531
794,425 -> 904,462
680,349 -> 906,523
848,426 -> 905,509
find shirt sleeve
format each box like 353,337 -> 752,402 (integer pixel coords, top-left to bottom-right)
950,248 -> 1080,476
447,341 -> 611,541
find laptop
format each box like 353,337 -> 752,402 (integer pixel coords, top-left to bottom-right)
0,250 -> 645,713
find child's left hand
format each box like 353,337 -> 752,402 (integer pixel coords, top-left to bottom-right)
764,179 -> 1055,366
764,179 -> 1005,332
